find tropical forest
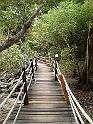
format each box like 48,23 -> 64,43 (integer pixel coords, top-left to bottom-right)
0,0 -> 93,123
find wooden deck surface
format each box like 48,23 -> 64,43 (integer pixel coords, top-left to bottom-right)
7,62 -> 76,124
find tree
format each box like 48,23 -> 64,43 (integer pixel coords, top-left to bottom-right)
0,4 -> 43,52
32,0 -> 93,91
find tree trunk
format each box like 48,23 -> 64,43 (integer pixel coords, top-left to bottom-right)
0,4 -> 43,53
78,28 -> 93,91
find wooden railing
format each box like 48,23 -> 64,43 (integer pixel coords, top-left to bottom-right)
56,63 -> 93,124
0,59 -> 37,124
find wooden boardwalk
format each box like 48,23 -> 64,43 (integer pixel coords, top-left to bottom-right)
7,62 -> 76,124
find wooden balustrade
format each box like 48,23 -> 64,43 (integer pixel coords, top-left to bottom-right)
58,74 -> 70,105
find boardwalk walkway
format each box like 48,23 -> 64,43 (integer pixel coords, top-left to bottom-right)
7,62 -> 76,124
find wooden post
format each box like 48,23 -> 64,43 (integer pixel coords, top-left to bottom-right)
58,75 -> 70,105
55,67 -> 57,81
54,61 -> 58,81
30,59 -> 34,80
35,58 -> 37,71
22,68 -> 28,105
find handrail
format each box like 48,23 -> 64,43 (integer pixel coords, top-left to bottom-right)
2,82 -> 25,124
13,70 -> 33,124
13,93 -> 26,124
57,75 -> 70,105
62,74 -> 93,124
57,63 -> 93,124
0,59 -> 36,124
67,87 -> 84,124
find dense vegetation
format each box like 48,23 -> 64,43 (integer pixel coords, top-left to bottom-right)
0,0 -> 93,90
32,0 -> 93,90
0,0 -> 62,73
0,0 -> 41,73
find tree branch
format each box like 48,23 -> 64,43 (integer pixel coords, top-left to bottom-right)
0,4 -> 43,52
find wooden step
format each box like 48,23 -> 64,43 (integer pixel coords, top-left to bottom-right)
7,122 -> 76,124
9,115 -> 75,122
14,107 -> 72,112
28,95 -> 64,99
12,111 -> 73,115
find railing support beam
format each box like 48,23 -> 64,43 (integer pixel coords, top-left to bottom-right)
58,74 -> 70,105
22,68 -> 28,105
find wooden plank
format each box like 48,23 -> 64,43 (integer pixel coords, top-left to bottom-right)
58,75 -> 70,105
9,115 -> 75,122
28,100 -> 66,104
29,89 -> 63,94
29,94 -> 64,98
9,116 -> 75,122
29,88 -> 62,91
28,93 -> 64,96
12,111 -> 73,115
7,122 -> 76,124
14,107 -> 72,112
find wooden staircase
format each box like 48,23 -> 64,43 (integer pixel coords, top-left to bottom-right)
7,62 -> 76,124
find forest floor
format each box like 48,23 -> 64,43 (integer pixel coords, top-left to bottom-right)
65,75 -> 93,122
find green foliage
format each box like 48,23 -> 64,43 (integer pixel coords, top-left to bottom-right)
0,45 -> 21,73
0,0 -> 93,76
0,0 -> 38,74
0,0 -> 36,35
60,47 -> 76,73
32,0 -> 93,72
0,41 -> 33,74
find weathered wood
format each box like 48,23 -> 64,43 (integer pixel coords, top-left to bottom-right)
58,75 -> 70,105
12,111 -> 73,115
9,115 -> 75,122
22,68 -> 28,105
7,122 -> 76,124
